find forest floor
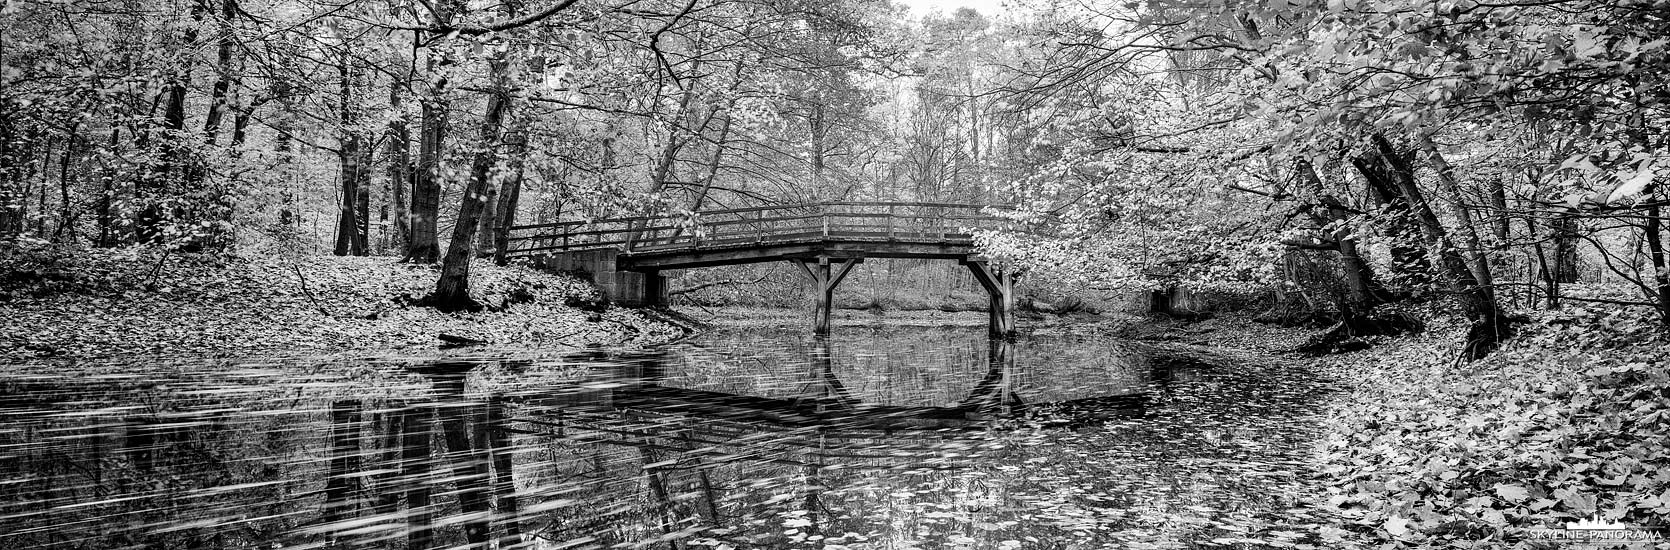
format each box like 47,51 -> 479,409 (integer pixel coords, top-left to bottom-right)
1299,306 -> 1670,548
1126,306 -> 1670,548
0,245 -> 688,362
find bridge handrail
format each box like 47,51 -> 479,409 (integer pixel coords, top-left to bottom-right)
506,201 -> 1020,256
507,201 -> 1006,232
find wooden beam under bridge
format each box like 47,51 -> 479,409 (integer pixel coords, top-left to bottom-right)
964,259 -> 1018,338
791,256 -> 861,335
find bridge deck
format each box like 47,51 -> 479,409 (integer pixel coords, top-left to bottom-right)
506,201 -> 1009,269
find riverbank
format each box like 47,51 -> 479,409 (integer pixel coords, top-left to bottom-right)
0,245 -> 687,362
1304,307 -> 1670,547
1098,308 -> 1669,547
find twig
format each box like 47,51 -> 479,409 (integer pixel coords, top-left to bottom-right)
291,262 -> 333,317
140,248 -> 173,290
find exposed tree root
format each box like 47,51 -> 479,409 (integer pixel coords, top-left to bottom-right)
1295,309 -> 1424,356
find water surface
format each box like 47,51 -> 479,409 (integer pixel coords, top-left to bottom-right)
1,325 -> 1331,549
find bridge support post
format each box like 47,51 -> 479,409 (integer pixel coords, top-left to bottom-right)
793,257 -> 859,335
965,260 -> 1017,339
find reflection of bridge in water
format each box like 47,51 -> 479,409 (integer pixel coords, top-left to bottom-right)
526,339 -> 1147,434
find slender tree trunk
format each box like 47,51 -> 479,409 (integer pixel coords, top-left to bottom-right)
1525,212 -> 1560,308
1551,212 -> 1580,283
334,56 -> 368,256
137,0 -> 207,246
54,131 -> 78,243
0,100 -> 19,237
96,129 -> 118,246
1296,160 -> 1392,315
1351,149 -> 1430,284
490,121 -> 528,265
432,60 -> 510,310
436,374 -> 491,547
200,0 -> 236,144
388,82 -> 413,252
1646,185 -> 1670,327
1418,135 -> 1495,290
472,169 -> 501,257
407,60 -> 448,263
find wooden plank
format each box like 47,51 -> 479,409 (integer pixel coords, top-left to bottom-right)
828,258 -> 860,289
965,260 -> 1001,295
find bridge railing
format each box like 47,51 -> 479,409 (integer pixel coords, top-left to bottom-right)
507,202 -> 1015,256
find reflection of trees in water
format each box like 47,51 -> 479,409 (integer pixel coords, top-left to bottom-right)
0,365 -> 538,550
0,329 -> 1306,550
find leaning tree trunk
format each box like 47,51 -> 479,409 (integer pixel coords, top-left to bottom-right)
431,66 -> 510,311
1289,160 -> 1421,354
1371,134 -> 1513,360
1352,148 -> 1431,285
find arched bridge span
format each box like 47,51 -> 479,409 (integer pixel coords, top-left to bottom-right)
506,202 -> 1025,335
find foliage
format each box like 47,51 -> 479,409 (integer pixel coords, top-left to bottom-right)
1314,307 -> 1670,547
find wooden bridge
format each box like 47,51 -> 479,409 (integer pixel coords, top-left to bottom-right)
507,202 -> 1024,336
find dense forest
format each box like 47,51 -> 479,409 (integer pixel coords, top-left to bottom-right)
2,0 -> 1668,357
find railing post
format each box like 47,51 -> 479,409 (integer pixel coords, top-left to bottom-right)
887,204 -> 895,240
821,205 -> 830,238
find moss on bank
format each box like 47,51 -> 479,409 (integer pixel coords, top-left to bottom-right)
0,245 -> 687,361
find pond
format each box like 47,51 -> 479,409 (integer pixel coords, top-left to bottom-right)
0,323 -> 1334,549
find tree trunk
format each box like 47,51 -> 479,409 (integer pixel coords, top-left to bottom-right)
398,406 -> 434,550
200,0 -> 236,144
1646,185 -> 1670,327
322,400 -> 363,525
1370,134 -> 1512,360
387,81 -> 413,254
333,56 -> 368,256
1417,135 -> 1495,291
431,66 -> 510,311
407,66 -> 448,262
1351,147 -> 1430,284
490,122 -> 528,265
1551,212 -> 1580,283
472,169 -> 501,257
486,396 -> 521,547
435,373 -> 492,547
1295,159 -> 1394,315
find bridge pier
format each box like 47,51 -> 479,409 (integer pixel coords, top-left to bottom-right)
530,249 -> 666,306
965,260 -> 1017,339
792,257 -> 860,335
